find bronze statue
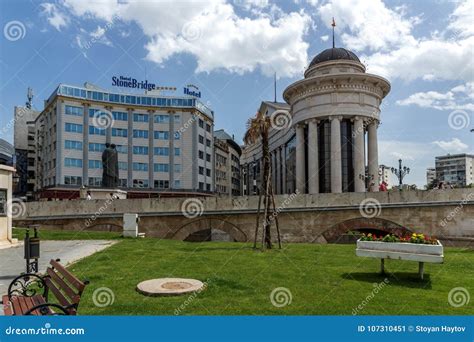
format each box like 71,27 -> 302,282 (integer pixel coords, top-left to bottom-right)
102,143 -> 119,188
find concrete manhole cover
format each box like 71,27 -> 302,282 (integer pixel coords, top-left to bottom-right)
136,278 -> 205,296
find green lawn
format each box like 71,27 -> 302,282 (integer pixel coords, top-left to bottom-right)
12,227 -> 122,241
63,238 -> 473,315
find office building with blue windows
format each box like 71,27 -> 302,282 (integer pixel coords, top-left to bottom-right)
31,83 -> 215,199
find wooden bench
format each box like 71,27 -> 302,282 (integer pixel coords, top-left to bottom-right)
1,259 -> 89,315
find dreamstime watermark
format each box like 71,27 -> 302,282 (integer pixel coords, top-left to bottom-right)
270,109 -> 292,130
270,287 -> 292,307
440,192 -> 474,228
448,287 -> 470,308
4,323 -> 85,336
181,198 -> 204,219
174,279 -> 211,315
92,109 -> 114,130
80,15 -> 120,51
359,198 -> 381,218
352,278 -> 390,315
181,20 -> 202,42
6,198 -> 27,218
92,287 -> 115,307
1,107 -> 28,137
3,20 -> 26,41
448,110 -> 470,130
176,114 -> 197,136
84,196 -> 117,227
263,190 -> 300,226
352,116 -> 378,138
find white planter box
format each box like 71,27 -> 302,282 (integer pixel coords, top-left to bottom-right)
357,240 -> 443,256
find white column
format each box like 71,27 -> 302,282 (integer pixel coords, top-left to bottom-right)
307,119 -> 319,194
368,121 -> 379,192
330,116 -> 342,193
295,123 -> 306,193
353,117 -> 365,192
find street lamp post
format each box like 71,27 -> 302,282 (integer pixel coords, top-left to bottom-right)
391,159 -> 410,191
359,173 -> 374,191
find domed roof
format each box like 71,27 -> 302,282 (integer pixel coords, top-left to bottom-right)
309,47 -> 360,68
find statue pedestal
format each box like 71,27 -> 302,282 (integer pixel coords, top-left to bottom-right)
80,188 -> 127,200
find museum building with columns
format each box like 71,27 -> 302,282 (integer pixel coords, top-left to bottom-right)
241,47 -> 390,195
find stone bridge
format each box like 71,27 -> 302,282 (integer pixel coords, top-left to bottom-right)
14,189 -> 474,245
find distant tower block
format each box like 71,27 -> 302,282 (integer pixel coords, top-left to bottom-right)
26,87 -> 33,109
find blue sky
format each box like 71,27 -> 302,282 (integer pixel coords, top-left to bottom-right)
0,0 -> 472,187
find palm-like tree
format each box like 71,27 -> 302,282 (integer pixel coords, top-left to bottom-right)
244,110 -> 274,249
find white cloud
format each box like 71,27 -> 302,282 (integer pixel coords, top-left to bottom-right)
316,0 -> 473,82
320,35 -> 329,42
397,82 -> 474,111
58,0 -> 311,77
41,3 -> 69,31
432,138 -> 468,152
317,0 -> 418,52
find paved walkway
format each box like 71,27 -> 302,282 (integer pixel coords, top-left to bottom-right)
0,240 -> 117,315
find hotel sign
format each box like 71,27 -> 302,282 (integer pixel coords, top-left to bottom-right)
184,84 -> 201,98
112,76 -> 156,91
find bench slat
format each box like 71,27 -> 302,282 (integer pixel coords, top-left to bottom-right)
23,297 -> 37,315
44,277 -> 73,308
11,297 -> 23,315
31,295 -> 52,315
47,267 -> 80,304
2,295 -> 13,316
50,259 -> 86,293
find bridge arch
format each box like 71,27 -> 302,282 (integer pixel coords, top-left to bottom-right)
318,217 -> 413,243
170,218 -> 248,242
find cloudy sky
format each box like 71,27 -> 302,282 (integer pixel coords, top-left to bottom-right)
0,0 -> 472,187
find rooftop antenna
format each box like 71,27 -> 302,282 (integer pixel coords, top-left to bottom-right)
331,17 -> 336,48
26,87 -> 33,109
274,72 -> 277,103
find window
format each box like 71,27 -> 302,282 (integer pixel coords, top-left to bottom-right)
133,129 -> 148,139
206,184 -> 211,191
199,150 -> 204,159
206,124 -> 211,132
118,162 -> 128,170
133,113 -> 149,122
199,135 -> 204,144
112,111 -> 128,121
199,119 -> 204,128
154,131 -> 169,140
116,145 -> 127,154
65,158 -> 82,168
119,179 -> 128,187
65,140 -> 82,150
65,105 -> 83,116
88,160 -> 102,169
133,162 -> 148,171
154,163 -> 169,172
154,180 -> 169,189
174,132 -> 180,140
154,115 -> 169,123
206,168 -> 211,177
89,143 -> 105,152
199,166 -> 204,175
65,123 -> 83,133
206,153 -> 211,162
88,177 -> 102,186
174,164 -> 181,173
64,176 -> 82,185
133,146 -> 149,155
112,128 -> 128,137
174,148 -> 180,156
154,147 -> 169,156
174,114 -> 180,123
206,139 -> 211,147
89,126 -> 106,135
174,180 -> 181,188
133,179 -> 149,188
199,182 -> 204,190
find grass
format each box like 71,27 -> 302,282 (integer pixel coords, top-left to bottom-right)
62,238 -> 474,315
12,227 -> 122,241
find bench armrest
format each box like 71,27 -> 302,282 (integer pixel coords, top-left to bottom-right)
8,273 -> 48,300
24,303 -> 69,316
